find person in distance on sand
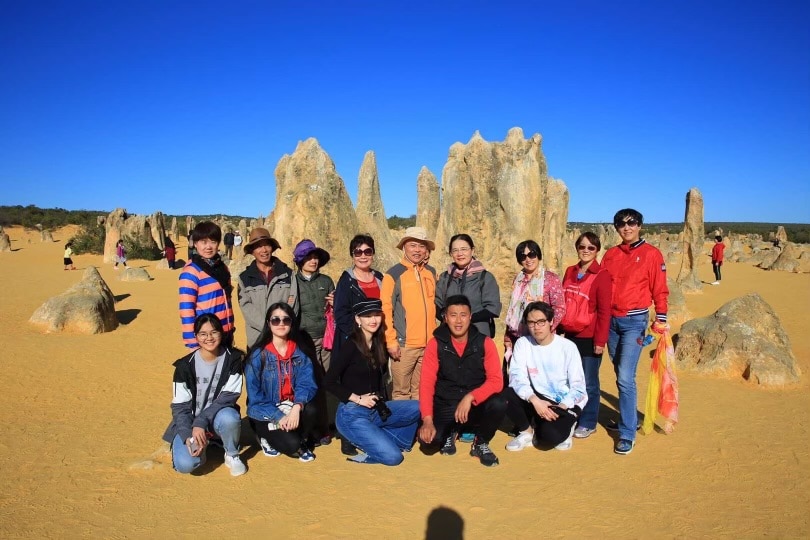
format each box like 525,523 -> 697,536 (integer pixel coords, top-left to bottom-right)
711,235 -> 725,285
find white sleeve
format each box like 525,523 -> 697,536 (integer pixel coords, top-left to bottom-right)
509,337 -> 534,401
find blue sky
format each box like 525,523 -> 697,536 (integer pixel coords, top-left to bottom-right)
1,1 -> 808,223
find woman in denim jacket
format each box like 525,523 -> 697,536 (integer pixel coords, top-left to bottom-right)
245,302 -> 319,462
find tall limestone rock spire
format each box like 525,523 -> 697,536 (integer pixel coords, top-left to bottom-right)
356,151 -> 398,271
272,138 -> 360,272
435,127 -> 568,273
676,187 -> 704,291
416,166 -> 440,243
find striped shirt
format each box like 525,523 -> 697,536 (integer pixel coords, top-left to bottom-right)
178,261 -> 235,348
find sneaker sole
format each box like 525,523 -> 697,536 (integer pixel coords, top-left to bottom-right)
573,430 -> 594,439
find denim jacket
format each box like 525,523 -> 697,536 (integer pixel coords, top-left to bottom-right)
245,343 -> 317,422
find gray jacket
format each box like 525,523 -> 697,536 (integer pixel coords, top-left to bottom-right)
435,267 -> 501,338
238,258 -> 299,348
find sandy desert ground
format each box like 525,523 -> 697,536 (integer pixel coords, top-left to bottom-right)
0,225 -> 808,539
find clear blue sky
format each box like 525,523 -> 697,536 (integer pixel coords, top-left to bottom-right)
1,1 -> 808,223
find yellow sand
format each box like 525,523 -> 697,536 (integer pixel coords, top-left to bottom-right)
0,226 -> 808,538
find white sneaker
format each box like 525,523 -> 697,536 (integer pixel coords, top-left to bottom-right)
555,423 -> 576,451
711,281 -> 720,285
224,454 -> 247,476
505,431 -> 534,452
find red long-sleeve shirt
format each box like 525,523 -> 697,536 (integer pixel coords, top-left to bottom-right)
601,239 -> 669,322
712,242 -> 725,264
419,334 -> 502,419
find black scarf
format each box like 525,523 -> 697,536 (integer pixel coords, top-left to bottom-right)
192,254 -> 232,297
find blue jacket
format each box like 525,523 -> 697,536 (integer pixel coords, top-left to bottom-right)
245,343 -> 318,422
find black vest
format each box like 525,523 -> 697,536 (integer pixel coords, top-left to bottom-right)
434,325 -> 487,404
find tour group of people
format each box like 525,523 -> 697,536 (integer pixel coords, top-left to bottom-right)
165,208 -> 669,476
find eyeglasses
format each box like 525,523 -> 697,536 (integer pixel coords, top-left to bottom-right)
450,247 -> 471,254
196,330 -> 221,340
269,316 -> 292,327
353,248 -> 374,257
615,219 -> 640,228
517,251 -> 539,263
577,245 -> 598,252
526,319 -> 548,327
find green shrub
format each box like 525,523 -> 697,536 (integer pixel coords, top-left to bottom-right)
123,234 -> 162,261
70,226 -> 105,255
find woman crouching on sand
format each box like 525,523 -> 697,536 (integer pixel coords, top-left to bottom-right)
325,299 -> 420,465
245,302 -> 319,462
162,313 -> 246,476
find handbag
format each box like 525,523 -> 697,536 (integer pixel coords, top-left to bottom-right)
323,304 -> 336,350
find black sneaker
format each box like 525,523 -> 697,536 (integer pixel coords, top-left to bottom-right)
439,432 -> 457,456
470,437 -> 499,467
340,437 -> 358,456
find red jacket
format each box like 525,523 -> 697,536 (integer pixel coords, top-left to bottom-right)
561,260 -> 612,347
601,240 -> 669,322
711,243 -> 725,264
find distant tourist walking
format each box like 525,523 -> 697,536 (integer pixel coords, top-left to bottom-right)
711,235 -> 725,285
63,241 -> 76,270
179,221 -> 235,349
233,230 -> 243,253
163,236 -> 176,269
223,230 -> 235,259
114,239 -> 128,269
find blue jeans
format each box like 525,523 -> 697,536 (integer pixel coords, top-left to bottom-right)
172,407 -> 241,474
580,352 -> 602,431
607,314 -> 648,441
336,400 -> 420,466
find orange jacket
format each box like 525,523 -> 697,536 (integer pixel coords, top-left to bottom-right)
381,258 -> 437,348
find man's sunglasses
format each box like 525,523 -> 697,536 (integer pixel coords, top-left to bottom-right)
577,245 -> 598,252
517,251 -> 539,263
615,218 -> 640,228
269,316 -> 292,327
353,248 -> 374,257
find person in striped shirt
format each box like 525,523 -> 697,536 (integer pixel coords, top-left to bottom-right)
179,221 -> 235,348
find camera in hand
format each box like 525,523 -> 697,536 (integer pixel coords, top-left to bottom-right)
373,394 -> 392,422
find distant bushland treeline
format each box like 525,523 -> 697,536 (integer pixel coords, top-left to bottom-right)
2,206 -> 807,244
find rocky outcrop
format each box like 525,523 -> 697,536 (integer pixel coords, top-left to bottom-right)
675,188 -> 704,292
0,231 -> 10,252
675,293 -> 800,385
272,138 -> 360,272
767,242 -> 810,273
775,226 -> 788,244
41,230 -> 53,242
435,128 -> 568,273
416,166 -> 440,243
103,209 -> 163,263
356,151 -> 398,270
118,267 -> 152,282
666,278 -> 690,323
170,217 -> 178,241
29,267 -> 118,334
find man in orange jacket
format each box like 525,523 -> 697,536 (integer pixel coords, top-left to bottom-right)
381,227 -> 437,400
600,209 -> 669,455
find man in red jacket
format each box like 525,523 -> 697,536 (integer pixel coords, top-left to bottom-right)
600,209 -> 669,455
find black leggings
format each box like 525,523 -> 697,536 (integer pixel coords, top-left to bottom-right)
712,262 -> 722,281
250,404 -> 318,456
502,387 -> 579,448
428,393 -> 507,445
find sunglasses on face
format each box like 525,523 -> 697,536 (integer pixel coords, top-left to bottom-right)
577,245 -> 598,252
269,316 -> 292,327
517,251 -> 539,263
616,219 -> 640,228
353,248 -> 374,257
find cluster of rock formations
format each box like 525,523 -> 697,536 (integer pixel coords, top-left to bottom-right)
18,128 -> 805,388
